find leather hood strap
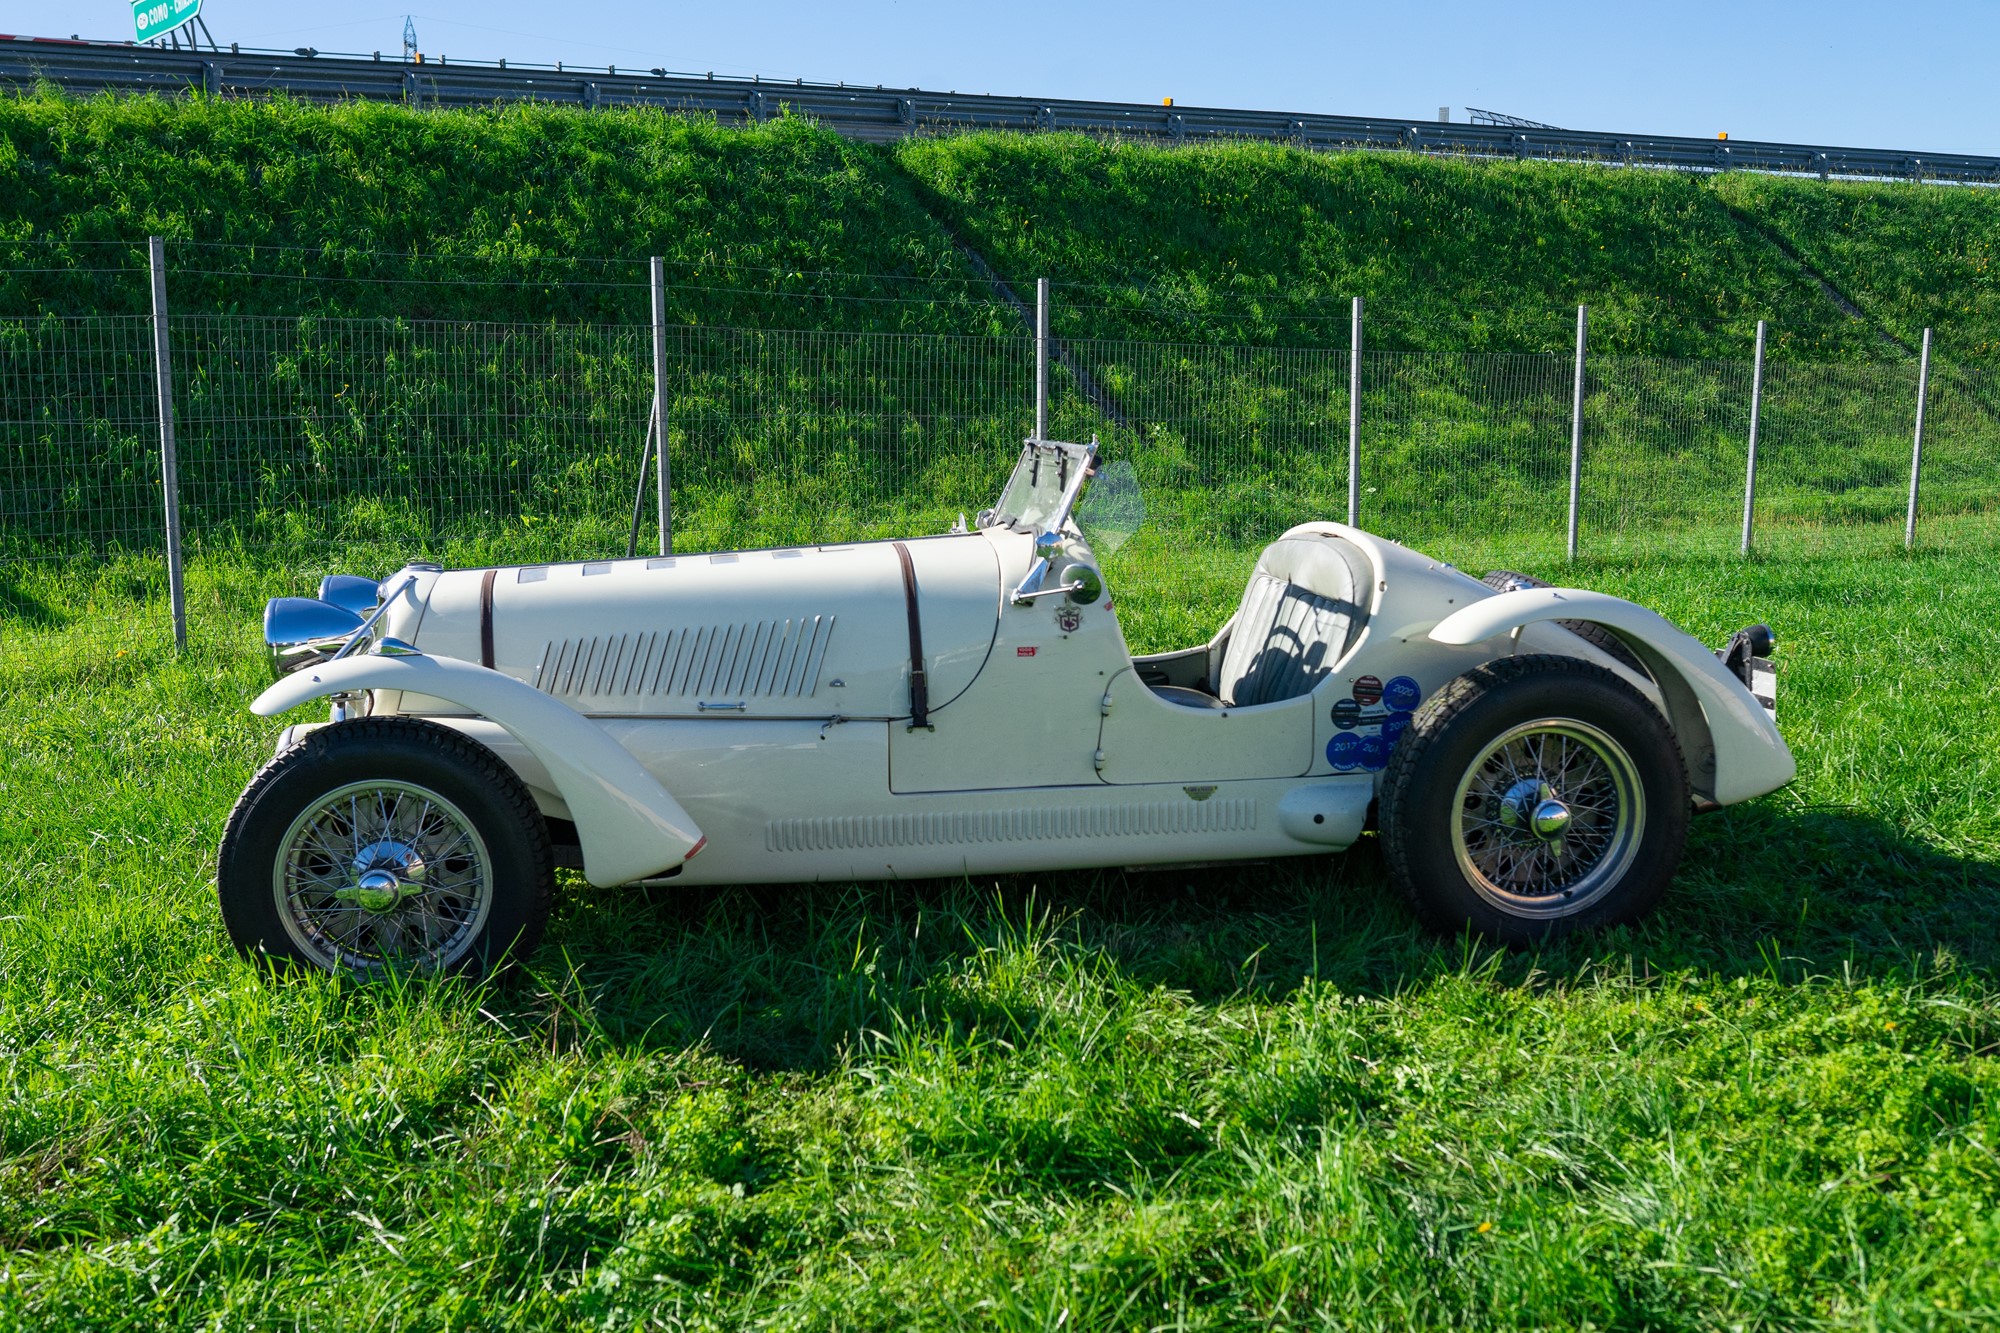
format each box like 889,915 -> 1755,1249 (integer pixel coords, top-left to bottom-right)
478,568 -> 498,670
891,541 -> 930,729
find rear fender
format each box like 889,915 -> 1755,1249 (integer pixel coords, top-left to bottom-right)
252,654 -> 704,886
1428,588 -> 1794,805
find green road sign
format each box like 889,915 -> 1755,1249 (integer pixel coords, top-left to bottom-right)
133,0 -> 201,43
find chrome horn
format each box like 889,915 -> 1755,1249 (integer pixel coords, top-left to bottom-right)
265,598 -> 366,680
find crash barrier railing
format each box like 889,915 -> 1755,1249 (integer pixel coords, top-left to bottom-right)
4,36 -> 1998,187
3,262 -> 1997,664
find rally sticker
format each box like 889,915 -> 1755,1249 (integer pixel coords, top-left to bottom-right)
1330,699 -> 1362,730
1383,675 -> 1422,712
1351,675 -> 1384,706
1326,733 -> 1362,770
1017,646 -> 1038,657
1382,711 -> 1414,745
1357,733 -> 1390,771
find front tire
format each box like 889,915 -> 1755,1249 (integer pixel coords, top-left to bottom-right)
1380,655 -> 1689,943
218,717 -> 554,977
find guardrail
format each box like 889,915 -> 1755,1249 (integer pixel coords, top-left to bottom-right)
4,35 -> 1996,185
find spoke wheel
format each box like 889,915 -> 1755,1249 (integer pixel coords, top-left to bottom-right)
219,717 -> 554,978
1381,654 -> 1689,944
274,779 -> 496,973
1449,719 -> 1644,920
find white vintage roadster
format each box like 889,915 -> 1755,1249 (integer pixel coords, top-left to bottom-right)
221,439 -> 1793,975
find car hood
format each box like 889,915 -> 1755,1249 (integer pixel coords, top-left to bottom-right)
393,534 -> 1003,719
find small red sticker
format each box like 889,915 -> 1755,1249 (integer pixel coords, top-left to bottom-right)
1018,646 -> 1038,657
1352,675 -> 1384,705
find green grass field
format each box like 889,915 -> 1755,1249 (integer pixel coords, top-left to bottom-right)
2,541 -> 1997,1330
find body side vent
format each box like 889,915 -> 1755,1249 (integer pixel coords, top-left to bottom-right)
534,615 -> 834,703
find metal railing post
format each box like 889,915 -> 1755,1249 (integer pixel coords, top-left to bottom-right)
1740,319 -> 1766,556
1905,327 -> 1932,549
147,236 -> 187,651
1347,296 -> 1362,527
650,256 -> 671,555
1035,277 -> 1049,440
1566,304 -> 1587,561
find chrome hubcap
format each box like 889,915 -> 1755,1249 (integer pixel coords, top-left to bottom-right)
273,780 -> 493,971
1450,719 -> 1645,919
1531,798 -> 1573,840
1495,779 -> 1575,848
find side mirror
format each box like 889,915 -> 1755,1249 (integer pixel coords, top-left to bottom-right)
1064,564 -> 1104,605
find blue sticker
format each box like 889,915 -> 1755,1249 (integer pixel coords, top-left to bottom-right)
1327,732 -> 1362,770
1382,710 -> 1414,745
1330,698 -> 1362,730
1358,733 -> 1390,771
1383,675 -> 1422,712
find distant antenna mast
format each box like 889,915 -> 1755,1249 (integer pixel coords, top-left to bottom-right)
403,16 -> 419,62
1465,107 -> 1562,131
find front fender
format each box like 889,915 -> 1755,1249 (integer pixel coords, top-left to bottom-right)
1428,588 -> 1795,806
253,655 -> 704,886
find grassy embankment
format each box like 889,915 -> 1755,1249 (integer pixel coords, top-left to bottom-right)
4,96 -> 1999,619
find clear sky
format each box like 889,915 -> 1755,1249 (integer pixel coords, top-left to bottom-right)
13,0 -> 1997,157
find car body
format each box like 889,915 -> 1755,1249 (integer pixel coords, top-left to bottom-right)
221,439 -> 1794,975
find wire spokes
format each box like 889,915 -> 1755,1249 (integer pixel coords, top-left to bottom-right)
273,779 -> 495,973
1450,719 -> 1646,918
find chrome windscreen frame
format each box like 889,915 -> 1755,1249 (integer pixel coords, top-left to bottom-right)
984,437 -> 1098,537
996,438 -> 1100,606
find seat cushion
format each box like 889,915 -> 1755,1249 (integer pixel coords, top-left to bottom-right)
1216,537 -> 1371,708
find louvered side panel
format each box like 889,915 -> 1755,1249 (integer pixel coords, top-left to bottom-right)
532,616 -> 835,704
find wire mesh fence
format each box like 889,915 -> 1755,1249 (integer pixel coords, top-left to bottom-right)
4,298 -> 1998,672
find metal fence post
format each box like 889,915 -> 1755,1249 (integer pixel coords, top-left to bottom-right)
1740,319 -> 1767,556
1035,277 -> 1049,440
626,402 -> 656,560
1905,326 -> 1932,549
1566,304 -> 1588,561
147,236 -> 187,651
650,256 -> 671,555
1347,296 -> 1362,527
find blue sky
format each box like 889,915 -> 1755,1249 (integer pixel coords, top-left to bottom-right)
14,0 -> 1996,156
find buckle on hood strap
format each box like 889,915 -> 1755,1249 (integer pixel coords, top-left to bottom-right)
891,541 -> 931,731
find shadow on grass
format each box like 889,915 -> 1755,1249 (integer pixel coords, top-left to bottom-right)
0,574 -> 63,630
527,800 -> 1998,1073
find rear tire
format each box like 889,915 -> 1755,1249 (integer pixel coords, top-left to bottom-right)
1380,655 -> 1689,944
218,717 -> 554,978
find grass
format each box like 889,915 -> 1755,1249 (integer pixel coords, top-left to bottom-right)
2,539 -> 1997,1329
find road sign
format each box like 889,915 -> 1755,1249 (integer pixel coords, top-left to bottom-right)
133,0 -> 201,43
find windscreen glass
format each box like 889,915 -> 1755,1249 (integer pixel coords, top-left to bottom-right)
1075,459 -> 1145,557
